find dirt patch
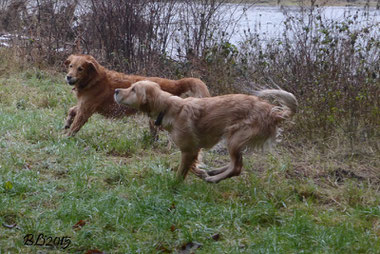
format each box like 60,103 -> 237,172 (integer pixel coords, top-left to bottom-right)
54,169 -> 68,179
107,150 -> 132,158
328,168 -> 365,184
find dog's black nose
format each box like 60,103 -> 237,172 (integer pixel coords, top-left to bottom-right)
115,89 -> 120,95
66,75 -> 72,81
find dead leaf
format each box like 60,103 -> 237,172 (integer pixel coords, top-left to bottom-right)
2,223 -> 17,229
85,249 -> 105,254
72,220 -> 86,230
211,233 -> 221,241
170,224 -> 176,232
168,202 -> 176,212
178,242 -> 202,254
155,244 -> 171,253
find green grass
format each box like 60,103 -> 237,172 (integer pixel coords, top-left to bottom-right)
0,68 -> 379,253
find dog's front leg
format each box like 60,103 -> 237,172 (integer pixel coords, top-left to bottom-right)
177,150 -> 199,181
148,119 -> 159,141
66,107 -> 95,137
64,105 -> 78,130
189,150 -> 209,179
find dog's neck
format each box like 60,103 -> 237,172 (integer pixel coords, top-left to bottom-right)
75,66 -> 107,93
147,90 -> 181,128
149,91 -> 171,114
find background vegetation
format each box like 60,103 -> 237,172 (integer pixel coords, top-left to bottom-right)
0,0 -> 379,253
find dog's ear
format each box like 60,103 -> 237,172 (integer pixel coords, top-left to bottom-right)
86,60 -> 99,74
64,56 -> 72,67
136,85 -> 147,106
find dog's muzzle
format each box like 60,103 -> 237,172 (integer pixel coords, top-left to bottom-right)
66,76 -> 77,85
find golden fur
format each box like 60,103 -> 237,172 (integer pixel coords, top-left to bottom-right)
63,54 -> 210,136
114,81 -> 297,183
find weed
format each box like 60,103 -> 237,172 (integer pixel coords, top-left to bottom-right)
0,3 -> 379,252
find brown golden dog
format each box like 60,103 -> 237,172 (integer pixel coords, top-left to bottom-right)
63,54 -> 210,136
114,81 -> 297,183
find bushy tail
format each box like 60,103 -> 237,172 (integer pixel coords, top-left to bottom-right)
255,89 -> 298,119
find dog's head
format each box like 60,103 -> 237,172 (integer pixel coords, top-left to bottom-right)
64,54 -> 100,88
114,81 -> 161,112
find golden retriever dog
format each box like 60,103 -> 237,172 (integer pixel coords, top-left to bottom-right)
114,81 -> 297,183
63,54 -> 210,136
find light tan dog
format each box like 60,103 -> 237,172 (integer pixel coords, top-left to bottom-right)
114,80 -> 297,183
63,54 -> 210,136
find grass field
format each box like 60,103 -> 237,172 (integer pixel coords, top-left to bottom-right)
0,67 -> 379,253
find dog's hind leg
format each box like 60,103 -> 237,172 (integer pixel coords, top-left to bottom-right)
177,149 -> 200,180
149,119 -> 159,141
204,151 -> 243,183
204,130 -> 247,183
206,165 -> 229,176
191,167 -> 209,179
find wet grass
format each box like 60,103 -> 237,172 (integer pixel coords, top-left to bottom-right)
0,68 -> 379,253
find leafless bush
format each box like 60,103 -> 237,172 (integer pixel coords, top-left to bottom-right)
0,0 -> 378,145
168,0 -> 252,92
73,0 -> 170,72
0,0 -> 77,66
233,3 -> 379,146
0,0 -> 249,74
75,0 -> 249,74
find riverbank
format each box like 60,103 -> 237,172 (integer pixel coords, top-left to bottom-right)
233,0 -> 379,7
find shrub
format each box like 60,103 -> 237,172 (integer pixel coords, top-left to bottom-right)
0,0 -> 378,146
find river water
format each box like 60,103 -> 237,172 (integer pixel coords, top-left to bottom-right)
204,5 -> 379,44
1,3 -> 378,55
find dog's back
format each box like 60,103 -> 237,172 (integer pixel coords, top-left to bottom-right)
63,54 -> 210,136
107,72 -> 210,98
171,90 -> 297,151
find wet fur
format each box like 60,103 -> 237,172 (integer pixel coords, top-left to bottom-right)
114,81 -> 298,183
63,54 -> 210,136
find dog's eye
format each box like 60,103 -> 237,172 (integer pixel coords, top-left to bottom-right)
78,67 -> 83,71
69,65 -> 73,68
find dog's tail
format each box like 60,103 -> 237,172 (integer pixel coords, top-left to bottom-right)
255,89 -> 298,120
249,89 -> 297,150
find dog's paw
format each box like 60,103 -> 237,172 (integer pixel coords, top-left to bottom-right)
204,176 -> 219,183
206,169 -> 220,176
194,170 -> 209,179
65,131 -> 76,137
